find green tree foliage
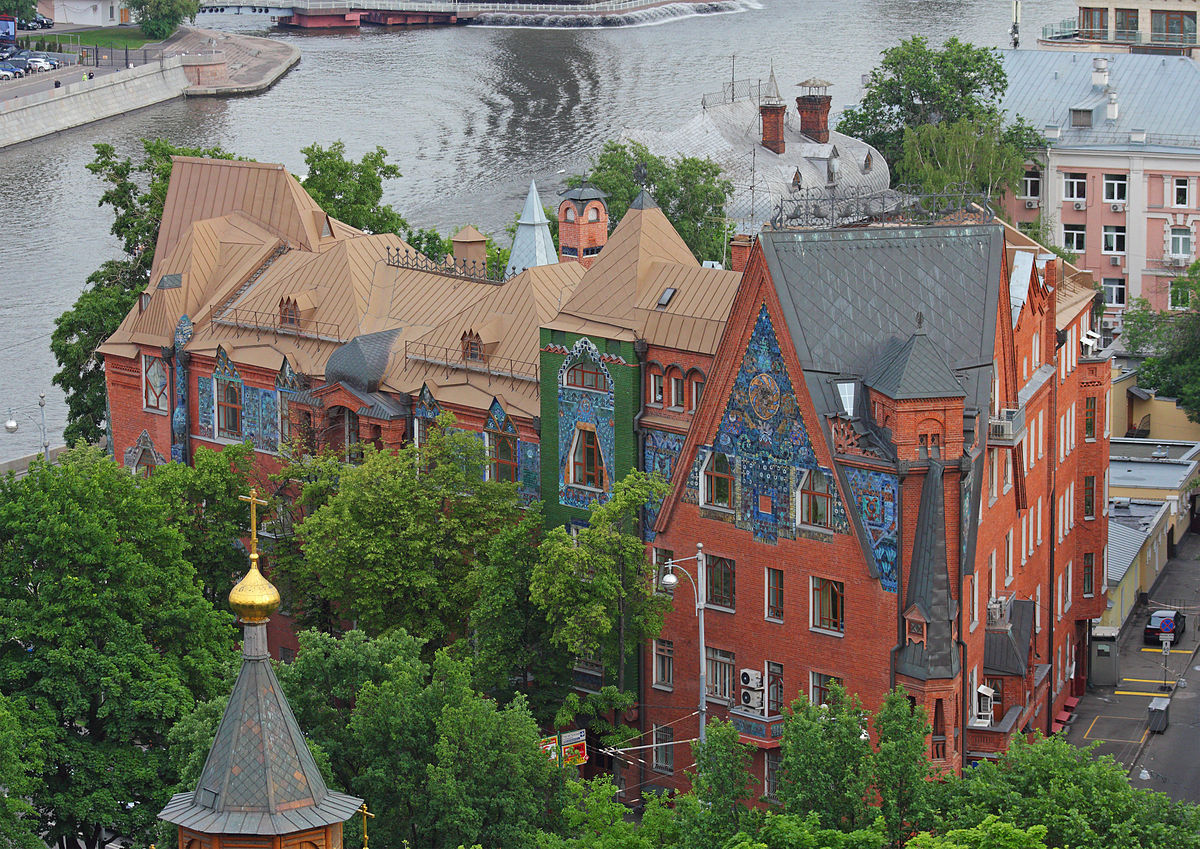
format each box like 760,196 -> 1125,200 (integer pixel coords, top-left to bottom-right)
899,116 -> 1040,198
906,816 -> 1050,849
144,442 -> 254,606
300,141 -> 408,235
532,470 -> 670,694
928,735 -> 1200,849
870,688 -> 933,845
53,140 -> 239,446
777,683 -> 873,830
577,140 -> 733,264
538,775 -> 652,849
286,416 -> 525,645
838,37 -> 1010,172
0,0 -> 36,24
679,719 -> 754,849
1121,260 -> 1200,420
125,0 -> 196,38
727,813 -> 888,849
0,446 -> 231,849
0,692 -> 47,849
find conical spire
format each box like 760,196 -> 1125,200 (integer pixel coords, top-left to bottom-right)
763,63 -> 783,106
506,180 -> 559,276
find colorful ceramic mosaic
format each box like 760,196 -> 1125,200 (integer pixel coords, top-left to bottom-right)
415,384 -> 440,420
557,338 -> 616,509
196,372 -> 214,439
124,429 -> 166,470
642,428 -> 685,540
171,315 -> 193,462
842,466 -> 899,592
485,398 -> 517,435
242,387 -> 280,453
518,441 -> 541,502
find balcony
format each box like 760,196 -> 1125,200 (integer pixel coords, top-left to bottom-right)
965,704 -> 1023,756
988,407 -> 1026,447
728,709 -> 785,743
1041,21 -> 1196,45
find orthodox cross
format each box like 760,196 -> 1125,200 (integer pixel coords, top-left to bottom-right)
358,802 -> 375,849
238,487 -> 269,557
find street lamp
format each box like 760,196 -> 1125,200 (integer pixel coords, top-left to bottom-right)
659,542 -> 708,744
4,393 -> 50,457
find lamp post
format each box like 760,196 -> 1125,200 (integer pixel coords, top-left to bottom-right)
659,542 -> 708,744
4,393 -> 49,458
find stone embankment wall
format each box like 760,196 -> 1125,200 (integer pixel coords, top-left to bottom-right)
0,56 -> 190,149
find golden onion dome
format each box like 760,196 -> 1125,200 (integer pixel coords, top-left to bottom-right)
228,552 -> 280,623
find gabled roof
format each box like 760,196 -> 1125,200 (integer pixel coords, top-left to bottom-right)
866,326 -> 967,401
506,181 -> 559,276
984,600 -> 1036,676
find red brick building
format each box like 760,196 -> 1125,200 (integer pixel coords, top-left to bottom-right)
637,222 -> 1110,797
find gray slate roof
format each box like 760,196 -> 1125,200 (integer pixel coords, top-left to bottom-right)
984,599 -> 1036,676
326,328 -> 402,394
866,327 -> 967,400
159,632 -> 361,835
1108,519 -> 1149,584
506,180 -> 559,276
759,224 -> 1003,425
998,50 -> 1200,150
896,461 -> 961,681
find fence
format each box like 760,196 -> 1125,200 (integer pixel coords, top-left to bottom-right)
77,45 -> 163,68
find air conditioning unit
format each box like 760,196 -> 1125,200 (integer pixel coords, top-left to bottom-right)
974,684 -> 995,725
1025,199 -> 1039,209
1110,256 -> 1122,266
740,669 -> 764,689
740,689 -> 765,710
1110,203 -> 1125,213
1074,201 -> 1086,211
1168,255 -> 1189,267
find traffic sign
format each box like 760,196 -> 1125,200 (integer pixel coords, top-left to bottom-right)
1162,640 -> 1172,656
1161,617 -> 1176,634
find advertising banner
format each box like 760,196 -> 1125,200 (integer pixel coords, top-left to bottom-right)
560,728 -> 587,766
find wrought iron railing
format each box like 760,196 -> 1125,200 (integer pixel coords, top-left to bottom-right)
384,245 -> 511,285
1041,20 -> 1196,45
216,308 -> 346,343
700,78 -> 776,110
404,339 -> 539,382
274,0 -> 670,13
769,184 -> 994,231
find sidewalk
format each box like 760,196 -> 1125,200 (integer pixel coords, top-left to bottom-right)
1066,532 -> 1200,802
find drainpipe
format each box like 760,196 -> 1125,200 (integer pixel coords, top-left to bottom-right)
632,335 -> 648,808
1046,342 -> 1061,736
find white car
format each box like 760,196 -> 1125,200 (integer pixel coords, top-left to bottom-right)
0,68 -> 13,80
26,56 -> 53,71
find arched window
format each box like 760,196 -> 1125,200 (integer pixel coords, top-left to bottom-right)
587,205 -> 599,222
565,206 -> 577,222
646,364 -> 664,405
703,453 -> 734,509
486,428 -> 518,482
566,362 -> 604,391
687,369 -> 706,412
280,297 -> 300,327
798,469 -> 832,528
667,367 -> 686,408
462,331 -> 483,362
217,378 -> 242,439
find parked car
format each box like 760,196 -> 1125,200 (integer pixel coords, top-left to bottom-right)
30,51 -> 59,68
0,61 -> 25,78
5,57 -> 30,73
26,55 -> 52,71
0,67 -> 13,80
1144,609 -> 1186,644
16,18 -> 37,30
0,45 -> 17,60
35,13 -> 53,27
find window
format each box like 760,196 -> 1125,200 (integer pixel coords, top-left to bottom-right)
690,376 -> 705,411
652,725 -> 674,773
670,374 -> 686,407
647,368 -> 664,405
216,378 -> 242,438
1170,226 -> 1193,258
1064,172 -> 1087,200
1084,396 -> 1096,438
968,575 -> 978,628
1103,278 -> 1126,306
1083,552 -> 1095,596
1005,531 -> 1014,583
706,647 -> 735,701
1070,109 -> 1093,129
587,205 -> 600,222
1079,6 -> 1107,38
565,206 -> 576,222
766,567 -> 784,621
1116,7 -> 1138,38
570,427 -> 606,489
1022,170 -> 1041,198
1084,475 -> 1096,517
653,639 -> 674,688
1103,225 -> 1126,254
280,297 -> 300,327
1032,331 -> 1041,367
704,453 -> 734,509
462,332 -> 483,362
798,469 -> 833,528
1175,177 -> 1190,207
566,362 -> 604,390
279,394 -> 291,445
765,749 -> 781,800
1103,174 -> 1127,202
1063,224 -> 1086,253
1171,280 -> 1192,311
985,678 -> 1004,723
767,661 -> 784,714
487,430 -> 518,483
812,577 -> 845,633
707,555 -> 735,609
810,672 -> 841,706
143,355 -> 169,412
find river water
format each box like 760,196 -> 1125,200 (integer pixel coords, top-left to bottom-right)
0,0 -> 1074,460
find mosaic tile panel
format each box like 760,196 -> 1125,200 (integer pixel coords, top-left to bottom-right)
171,315 -> 192,463
518,441 -> 541,502
557,338 -> 616,509
842,466 -> 899,592
213,346 -> 240,381
196,374 -> 214,439
415,384 -> 440,419
485,398 -> 518,434
642,429 -> 685,541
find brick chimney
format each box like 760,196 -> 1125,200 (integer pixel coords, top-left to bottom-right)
452,225 -> 487,276
796,78 -> 833,144
558,185 -> 609,269
730,234 -> 753,273
759,66 -> 786,154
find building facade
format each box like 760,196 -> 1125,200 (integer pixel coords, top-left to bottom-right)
1040,0 -> 1198,56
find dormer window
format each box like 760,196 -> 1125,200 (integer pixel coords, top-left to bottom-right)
280,297 -> 300,327
835,380 -> 856,415
1070,109 -> 1092,128
462,331 -> 484,362
139,291 -> 151,312
703,453 -> 734,509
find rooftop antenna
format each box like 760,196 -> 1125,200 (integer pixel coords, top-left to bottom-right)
730,53 -> 736,100
1011,0 -> 1021,47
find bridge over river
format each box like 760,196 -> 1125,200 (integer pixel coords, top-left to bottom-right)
193,0 -> 714,28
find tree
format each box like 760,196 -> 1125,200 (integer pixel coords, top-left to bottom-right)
539,776 -> 651,849
53,140 -> 239,446
927,735 -> 1200,849
905,816 -> 1050,849
300,141 -> 408,235
837,37 -> 1010,174
683,719 -> 754,849
125,0 -> 197,39
1122,259 -> 1200,421
577,140 -> 733,264
0,446 -> 232,849
0,693 -> 47,849
776,684 -> 873,831
286,417 -> 526,644
145,442 -> 255,606
726,813 -> 889,849
870,688 -> 933,846
0,0 -> 35,24
532,470 -> 670,695
899,116 -> 1035,198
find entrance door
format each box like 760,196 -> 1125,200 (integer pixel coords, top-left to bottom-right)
120,5 -> 130,22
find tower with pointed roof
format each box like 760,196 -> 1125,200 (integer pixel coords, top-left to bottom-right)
506,181 -> 559,277
557,185 -> 609,269
159,492 -> 361,849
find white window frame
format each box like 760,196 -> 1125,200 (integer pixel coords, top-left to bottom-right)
568,425 -> 606,491
1005,531 -> 1014,585
765,566 -> 784,623
1102,225 -> 1127,255
705,646 -> 736,702
1064,172 -> 1087,200
1170,226 -> 1193,260
1174,177 -> 1190,208
652,725 -> 674,773
1063,224 -> 1086,253
1022,170 -> 1042,199
968,575 -> 978,630
1103,173 -> 1127,202
1032,331 -> 1041,368
669,374 -> 686,408
653,639 -> 674,689
142,354 -> 170,414
701,451 -> 734,511
1102,278 -> 1126,307
649,371 -> 664,406
1169,280 -> 1191,311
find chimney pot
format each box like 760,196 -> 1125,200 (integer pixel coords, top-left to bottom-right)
796,94 -> 832,144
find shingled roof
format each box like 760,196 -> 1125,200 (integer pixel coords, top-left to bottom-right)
866,325 -> 967,401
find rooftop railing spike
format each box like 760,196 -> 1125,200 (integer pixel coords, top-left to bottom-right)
769,183 -> 995,231
385,243 -> 511,285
